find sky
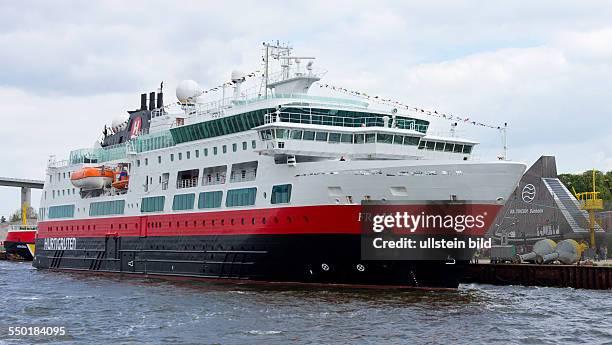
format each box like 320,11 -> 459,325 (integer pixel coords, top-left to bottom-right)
1,0 -> 611,217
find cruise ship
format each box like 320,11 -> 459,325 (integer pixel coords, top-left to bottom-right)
33,43 -> 526,288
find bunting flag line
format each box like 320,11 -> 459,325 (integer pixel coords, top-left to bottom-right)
317,83 -> 506,130
199,70 -> 262,95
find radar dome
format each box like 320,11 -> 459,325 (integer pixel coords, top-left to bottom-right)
176,80 -> 201,103
111,116 -> 127,129
231,70 -> 246,82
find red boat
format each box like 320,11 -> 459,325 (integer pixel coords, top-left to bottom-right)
4,225 -> 37,260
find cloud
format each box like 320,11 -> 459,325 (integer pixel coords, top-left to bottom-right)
1,1 -> 612,215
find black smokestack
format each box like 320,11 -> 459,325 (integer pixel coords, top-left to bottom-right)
149,92 -> 156,110
140,93 -> 147,110
156,91 -> 163,109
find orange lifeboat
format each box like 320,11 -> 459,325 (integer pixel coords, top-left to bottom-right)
70,167 -> 114,190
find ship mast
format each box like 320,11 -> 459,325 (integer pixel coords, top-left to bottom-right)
260,41 -> 293,99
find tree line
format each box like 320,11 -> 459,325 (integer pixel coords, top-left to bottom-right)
558,170 -> 612,210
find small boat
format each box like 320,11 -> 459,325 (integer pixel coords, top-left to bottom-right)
112,171 -> 129,189
70,167 -> 114,190
4,224 -> 37,261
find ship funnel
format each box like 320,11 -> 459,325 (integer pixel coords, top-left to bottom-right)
140,94 -> 147,110
149,92 -> 156,110
157,91 -> 163,109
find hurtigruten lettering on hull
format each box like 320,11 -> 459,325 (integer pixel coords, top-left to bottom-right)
43,238 -> 77,251
34,42 -> 526,289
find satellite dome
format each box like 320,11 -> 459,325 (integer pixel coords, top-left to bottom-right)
231,70 -> 246,82
176,80 -> 201,103
111,116 -> 126,129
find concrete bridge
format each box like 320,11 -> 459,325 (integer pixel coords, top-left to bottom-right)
0,177 -> 45,209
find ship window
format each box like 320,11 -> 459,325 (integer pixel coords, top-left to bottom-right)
377,133 -> 393,144
444,143 -> 454,152
365,133 -> 376,143
226,187 -> 257,207
202,165 -> 227,185
195,150 -> 199,158
354,134 -> 365,144
158,156 -> 162,163
48,204 -> 75,219
393,135 -> 404,145
145,158 -> 148,165
223,145 -> 227,154
405,136 -> 420,146
303,131 -> 315,141
435,142 -> 444,151
453,144 -> 463,153
136,159 -> 141,167
204,148 -> 208,156
252,140 -> 256,149
315,132 -> 328,142
328,133 -> 341,143
261,129 -> 273,140
186,151 -> 191,159
463,145 -> 473,154
232,143 -> 237,152
90,200 -> 125,217
242,141 -> 247,150
176,169 -> 199,189
426,141 -> 435,150
198,191 -> 223,209
178,152 -> 183,160
141,196 -> 165,213
341,134 -> 353,143
276,129 -> 289,139
230,161 -> 258,182
172,193 -> 195,211
419,140 -> 426,149
290,130 -> 303,140
170,154 -> 174,161
271,184 -> 292,204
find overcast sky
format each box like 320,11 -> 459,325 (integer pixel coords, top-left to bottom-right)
1,1 -> 611,217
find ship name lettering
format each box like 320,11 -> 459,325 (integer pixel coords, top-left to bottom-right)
43,237 -> 77,251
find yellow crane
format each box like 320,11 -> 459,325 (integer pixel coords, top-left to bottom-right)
573,169 -> 603,249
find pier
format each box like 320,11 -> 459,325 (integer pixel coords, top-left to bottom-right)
463,262 -> 612,290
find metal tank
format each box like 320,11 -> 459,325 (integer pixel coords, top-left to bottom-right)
536,239 -> 583,264
514,239 -> 557,263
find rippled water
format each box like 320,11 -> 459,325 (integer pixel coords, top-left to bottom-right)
1,261 -> 611,345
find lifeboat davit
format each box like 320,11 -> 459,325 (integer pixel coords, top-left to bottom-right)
70,167 -> 114,190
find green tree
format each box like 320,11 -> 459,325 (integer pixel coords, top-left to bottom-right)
559,170 -> 612,210
8,207 -> 38,222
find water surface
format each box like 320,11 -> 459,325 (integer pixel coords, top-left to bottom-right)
1,261 -> 610,344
